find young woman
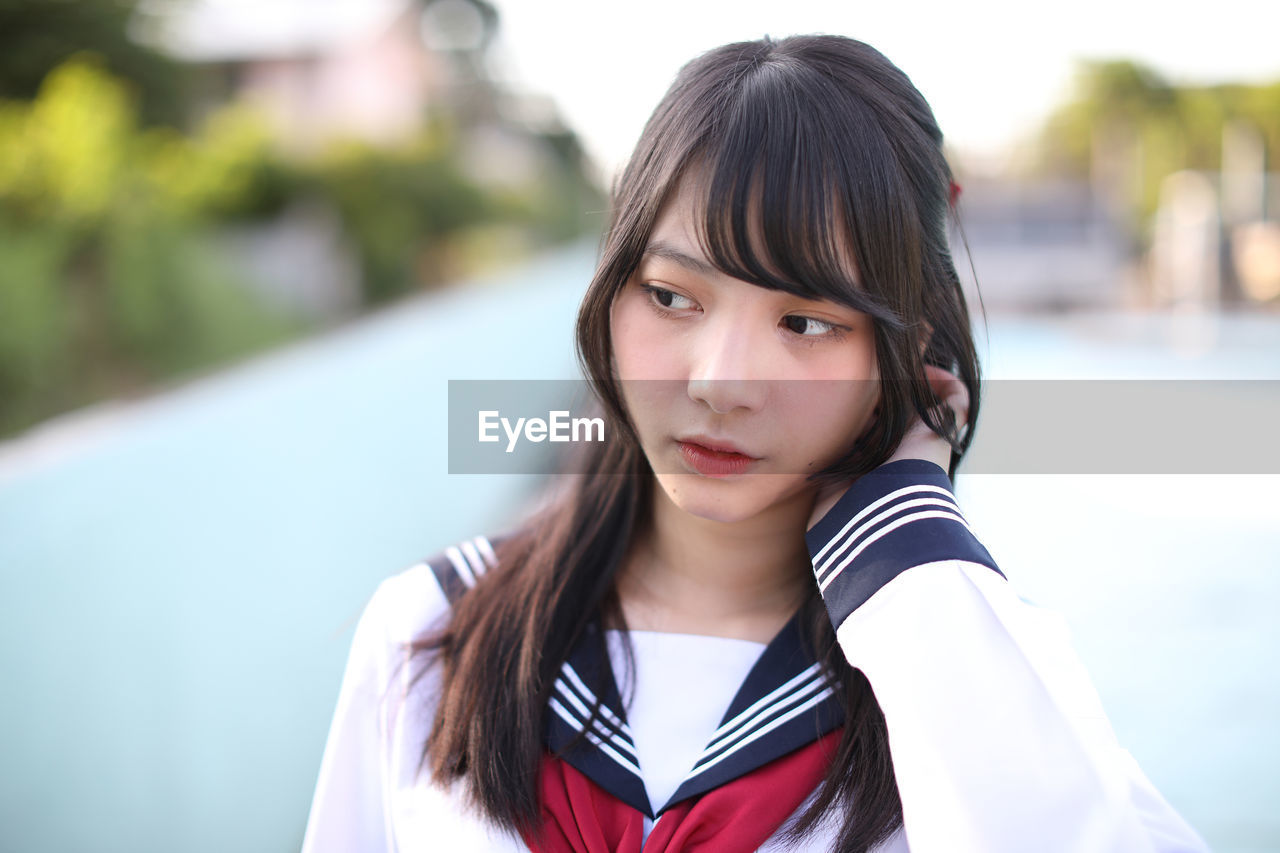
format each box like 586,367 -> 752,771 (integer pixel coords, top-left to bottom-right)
300,35 -> 1209,852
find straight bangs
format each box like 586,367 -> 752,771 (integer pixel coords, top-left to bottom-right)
686,58 -> 912,333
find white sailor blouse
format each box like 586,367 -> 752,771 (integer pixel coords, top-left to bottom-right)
300,459 -> 1210,852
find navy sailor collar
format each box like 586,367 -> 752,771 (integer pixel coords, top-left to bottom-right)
421,535 -> 844,819
544,608 -> 845,818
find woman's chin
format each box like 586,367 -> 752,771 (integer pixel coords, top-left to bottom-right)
655,472 -> 783,525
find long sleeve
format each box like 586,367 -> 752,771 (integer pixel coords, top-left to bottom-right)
805,459 -> 1209,852
300,580 -> 402,853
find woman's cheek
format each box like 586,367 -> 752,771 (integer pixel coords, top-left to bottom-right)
613,300 -> 676,381
796,384 -> 879,471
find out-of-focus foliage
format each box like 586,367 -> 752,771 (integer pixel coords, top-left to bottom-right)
0,56 -> 280,223
1033,60 -> 1280,220
0,52 -> 605,439
306,118 -> 604,302
0,0 -> 187,127
528,125 -> 606,244
311,128 -> 497,303
0,57 -> 308,438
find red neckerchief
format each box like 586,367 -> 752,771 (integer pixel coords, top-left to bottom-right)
521,727 -> 843,852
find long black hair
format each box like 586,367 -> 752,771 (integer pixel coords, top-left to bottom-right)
413,34 -> 981,853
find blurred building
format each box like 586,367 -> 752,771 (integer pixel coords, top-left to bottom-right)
952,178 -> 1135,312
144,0 -> 580,195
1149,123 -> 1280,308
955,164 -> 1279,312
149,0 -> 486,151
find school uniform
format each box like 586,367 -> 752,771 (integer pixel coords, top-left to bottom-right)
300,459 -> 1209,852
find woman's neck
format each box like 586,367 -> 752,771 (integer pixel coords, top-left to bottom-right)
614,480 -> 815,644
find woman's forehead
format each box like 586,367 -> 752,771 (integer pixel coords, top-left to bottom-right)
648,176 -> 703,245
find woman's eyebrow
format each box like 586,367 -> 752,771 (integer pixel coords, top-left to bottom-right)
641,240 -> 719,278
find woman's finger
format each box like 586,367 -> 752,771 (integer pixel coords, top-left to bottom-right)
923,364 -> 969,423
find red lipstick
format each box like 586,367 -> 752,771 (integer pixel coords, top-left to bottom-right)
676,438 -> 758,477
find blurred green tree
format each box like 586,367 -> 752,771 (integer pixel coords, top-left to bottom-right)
1034,60 -> 1280,222
0,0 -> 188,127
0,40 -> 605,439
0,57 -> 307,439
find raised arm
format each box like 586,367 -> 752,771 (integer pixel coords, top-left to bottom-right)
300,578 -> 403,853
805,458 -> 1208,852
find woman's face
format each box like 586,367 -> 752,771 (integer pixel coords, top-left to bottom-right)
609,177 -> 881,524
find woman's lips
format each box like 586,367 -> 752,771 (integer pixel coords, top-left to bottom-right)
676,440 -> 759,477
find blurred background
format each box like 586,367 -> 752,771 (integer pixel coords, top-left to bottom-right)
0,0 -> 1277,851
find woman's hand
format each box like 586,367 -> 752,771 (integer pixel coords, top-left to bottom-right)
806,365 -> 969,531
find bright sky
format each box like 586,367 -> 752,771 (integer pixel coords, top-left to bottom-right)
485,0 -> 1280,180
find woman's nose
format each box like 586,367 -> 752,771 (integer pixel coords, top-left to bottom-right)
686,314 -> 770,414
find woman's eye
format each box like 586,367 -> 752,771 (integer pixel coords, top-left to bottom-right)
782,315 -> 838,336
642,284 -> 696,311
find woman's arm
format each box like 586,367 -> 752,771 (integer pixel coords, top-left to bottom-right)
805,458 -> 1209,852
300,535 -> 515,853
300,561 -> 459,853
300,577 -> 403,853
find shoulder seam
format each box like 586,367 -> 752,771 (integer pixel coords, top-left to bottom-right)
422,533 -> 504,607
